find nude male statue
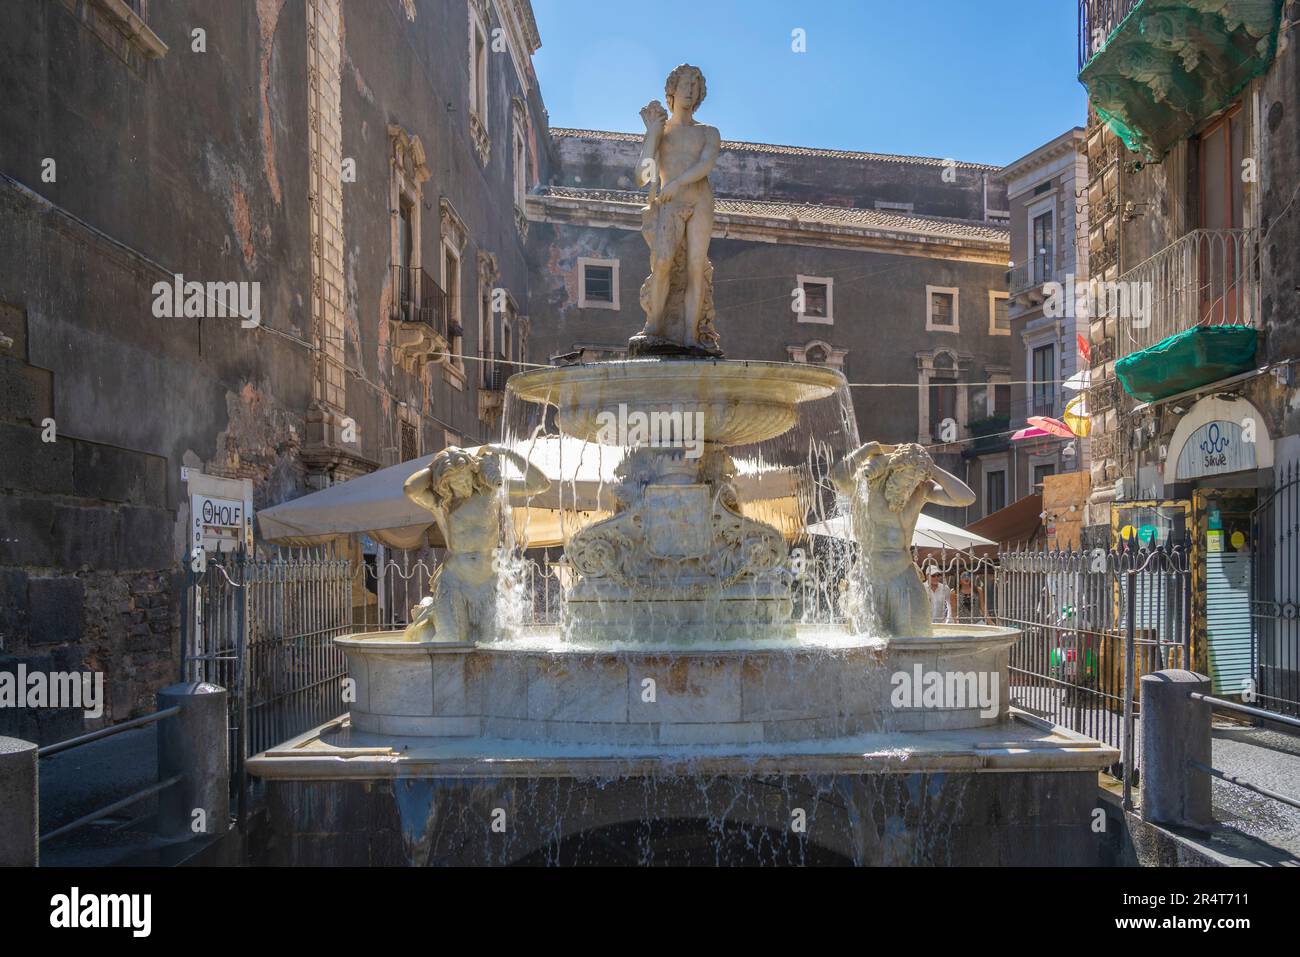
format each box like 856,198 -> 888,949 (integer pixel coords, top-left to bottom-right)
401,445 -> 549,643
830,442 -> 976,637
634,63 -> 722,354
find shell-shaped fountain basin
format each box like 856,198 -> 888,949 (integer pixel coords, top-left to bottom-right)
335,624 -> 1018,746
507,358 -> 846,447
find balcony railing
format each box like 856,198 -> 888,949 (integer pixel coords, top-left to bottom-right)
1078,0 -> 1140,72
1007,257 -> 1058,297
478,350 -> 512,392
1116,228 -> 1258,357
390,265 -> 448,340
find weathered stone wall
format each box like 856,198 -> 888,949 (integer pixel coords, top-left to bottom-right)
0,0 -> 549,740
256,770 -> 1103,866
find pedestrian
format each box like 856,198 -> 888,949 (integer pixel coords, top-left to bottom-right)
924,563 -> 955,623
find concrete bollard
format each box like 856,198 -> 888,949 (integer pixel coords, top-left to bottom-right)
157,682 -> 229,840
1140,669 -> 1213,830
0,736 -> 39,866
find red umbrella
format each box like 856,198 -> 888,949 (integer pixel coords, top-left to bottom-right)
1011,426 -> 1051,441
1027,415 -> 1075,439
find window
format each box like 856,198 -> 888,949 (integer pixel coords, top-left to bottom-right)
985,470 -> 1007,515
1197,104 -> 1245,323
578,258 -> 619,310
994,382 -> 1011,418
1033,463 -> 1056,488
1032,209 -> 1054,284
926,286 -> 959,332
442,241 -> 464,377
988,291 -> 1010,336
467,5 -> 490,164
874,201 -> 914,215
796,275 -> 833,323
1031,344 -> 1056,416
400,420 -> 419,462
928,352 -> 958,442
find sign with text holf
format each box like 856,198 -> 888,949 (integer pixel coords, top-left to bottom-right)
187,473 -> 254,555
1174,420 -> 1257,481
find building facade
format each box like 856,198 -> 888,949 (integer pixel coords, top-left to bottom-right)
1075,0 -> 1300,704
525,129 -> 1014,525
992,128 -> 1091,518
0,0 -> 548,739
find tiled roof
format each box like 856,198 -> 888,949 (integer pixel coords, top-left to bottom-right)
539,186 -> 1010,244
550,127 -> 1002,171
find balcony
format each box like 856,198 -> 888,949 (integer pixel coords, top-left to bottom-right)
1078,0 -> 1284,159
389,266 -> 448,369
1007,257 -> 1058,306
1113,228 -> 1260,402
477,350 -> 512,421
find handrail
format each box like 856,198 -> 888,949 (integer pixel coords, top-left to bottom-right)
39,775 -> 183,843
1188,692 -> 1300,730
1189,761 -> 1300,813
37,706 -> 181,758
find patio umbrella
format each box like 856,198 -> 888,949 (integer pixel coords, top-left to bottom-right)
1062,369 -> 1091,392
1063,395 -> 1091,437
805,511 -> 996,551
1011,426 -> 1051,441
1027,415 -> 1076,439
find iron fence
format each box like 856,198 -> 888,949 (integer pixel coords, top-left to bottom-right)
1252,461 -> 1300,717
996,546 -> 1191,785
184,547 -> 352,793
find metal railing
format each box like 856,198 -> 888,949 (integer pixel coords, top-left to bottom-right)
390,264 -> 448,339
184,547 -> 352,788
478,349 -> 512,391
1116,228 -> 1258,356
1252,460 -> 1300,717
1007,257 -> 1056,296
1078,0 -> 1141,72
36,707 -> 181,844
997,546 -> 1191,786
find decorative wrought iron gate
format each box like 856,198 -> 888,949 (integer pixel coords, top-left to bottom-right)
183,547 -> 353,800
1251,462 -> 1300,717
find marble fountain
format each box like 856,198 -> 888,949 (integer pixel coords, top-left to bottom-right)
246,66 -> 1116,866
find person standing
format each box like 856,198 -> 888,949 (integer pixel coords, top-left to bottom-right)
924,564 -> 955,623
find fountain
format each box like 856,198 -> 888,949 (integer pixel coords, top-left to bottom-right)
247,66 -> 1117,865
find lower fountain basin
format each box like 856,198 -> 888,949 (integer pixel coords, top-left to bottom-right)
335,624 -> 1017,745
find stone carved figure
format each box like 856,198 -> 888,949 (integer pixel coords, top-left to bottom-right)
633,64 -> 723,357
401,445 -> 549,642
831,442 -> 975,637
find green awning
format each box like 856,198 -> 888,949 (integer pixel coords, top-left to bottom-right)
1114,326 -> 1258,402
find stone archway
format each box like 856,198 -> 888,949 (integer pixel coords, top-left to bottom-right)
512,817 -> 854,866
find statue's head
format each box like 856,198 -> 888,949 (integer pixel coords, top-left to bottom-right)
665,64 -> 706,113
872,443 -> 933,512
427,446 -> 492,508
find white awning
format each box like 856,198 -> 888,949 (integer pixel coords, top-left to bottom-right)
805,511 -> 996,551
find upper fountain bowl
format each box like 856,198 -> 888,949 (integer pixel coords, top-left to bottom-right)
508,358 -> 846,447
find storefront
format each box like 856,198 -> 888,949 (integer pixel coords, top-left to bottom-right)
1111,396 -> 1274,696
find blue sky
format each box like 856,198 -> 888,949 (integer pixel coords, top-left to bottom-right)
531,0 -> 1087,167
